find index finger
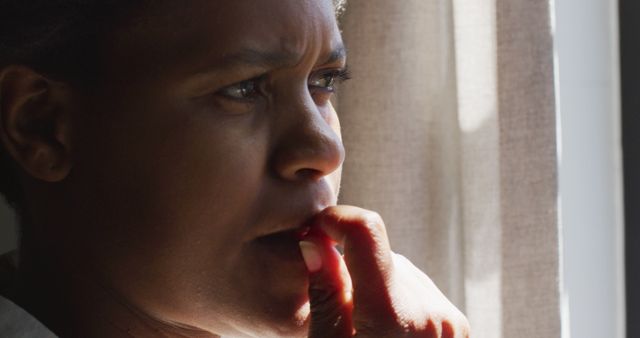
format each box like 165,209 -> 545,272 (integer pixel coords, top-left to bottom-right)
313,205 -> 398,328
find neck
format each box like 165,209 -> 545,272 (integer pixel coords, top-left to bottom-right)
11,249 -> 219,338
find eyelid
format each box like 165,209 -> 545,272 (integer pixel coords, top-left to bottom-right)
210,65 -> 352,102
217,75 -> 267,101
316,66 -> 351,80
308,66 -> 352,90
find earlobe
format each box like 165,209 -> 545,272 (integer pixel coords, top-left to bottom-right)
0,65 -> 73,183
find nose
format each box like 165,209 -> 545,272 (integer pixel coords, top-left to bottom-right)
272,97 -> 345,182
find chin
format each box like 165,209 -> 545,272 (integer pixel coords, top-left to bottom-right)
230,301 -> 311,338
274,314 -> 311,338
268,296 -> 311,337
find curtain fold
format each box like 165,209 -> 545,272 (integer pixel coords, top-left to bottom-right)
338,1 -> 561,337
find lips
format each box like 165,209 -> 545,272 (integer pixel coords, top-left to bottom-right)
253,226 -> 311,264
249,206 -> 322,241
256,225 -> 311,243
248,179 -> 336,240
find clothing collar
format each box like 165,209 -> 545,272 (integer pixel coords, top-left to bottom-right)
0,250 -> 57,337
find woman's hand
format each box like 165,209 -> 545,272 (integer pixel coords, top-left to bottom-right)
300,206 -> 470,338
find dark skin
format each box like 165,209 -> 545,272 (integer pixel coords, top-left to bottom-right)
0,1 -> 469,337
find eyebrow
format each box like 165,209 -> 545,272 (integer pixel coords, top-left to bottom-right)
200,43 -> 347,74
319,45 -> 347,65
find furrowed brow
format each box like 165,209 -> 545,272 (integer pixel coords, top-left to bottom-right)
188,49 -> 301,77
219,48 -> 301,69
194,44 -> 347,76
319,44 -> 347,65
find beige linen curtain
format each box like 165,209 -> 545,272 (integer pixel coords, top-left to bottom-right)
337,1 -> 561,338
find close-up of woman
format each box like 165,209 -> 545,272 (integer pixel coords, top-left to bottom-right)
2,0 -> 629,338
0,0 -> 470,337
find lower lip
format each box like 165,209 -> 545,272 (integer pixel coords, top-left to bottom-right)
253,231 -> 306,264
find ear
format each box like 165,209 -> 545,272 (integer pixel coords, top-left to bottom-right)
0,65 -> 73,182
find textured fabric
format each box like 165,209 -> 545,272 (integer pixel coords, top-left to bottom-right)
0,251 -> 56,338
337,1 -> 561,338
0,295 -> 57,338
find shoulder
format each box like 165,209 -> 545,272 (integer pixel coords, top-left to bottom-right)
0,295 -> 57,337
0,251 -> 57,338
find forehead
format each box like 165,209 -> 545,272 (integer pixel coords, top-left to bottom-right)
107,0 -> 343,77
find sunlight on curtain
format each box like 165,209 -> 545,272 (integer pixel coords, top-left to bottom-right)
337,1 -> 561,337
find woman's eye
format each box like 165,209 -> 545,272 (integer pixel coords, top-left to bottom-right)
309,68 -> 352,92
309,73 -> 336,90
218,79 -> 260,100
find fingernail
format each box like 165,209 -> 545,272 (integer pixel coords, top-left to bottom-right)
299,241 -> 322,272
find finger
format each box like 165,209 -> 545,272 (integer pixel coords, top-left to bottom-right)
313,206 -> 398,330
299,229 -> 354,338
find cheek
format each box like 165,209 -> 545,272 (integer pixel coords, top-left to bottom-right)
327,101 -> 342,139
328,102 -> 343,197
71,103 -> 274,320
74,99 -> 269,257
135,121 -> 266,242
330,166 -> 343,200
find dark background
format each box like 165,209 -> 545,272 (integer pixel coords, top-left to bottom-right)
620,1 -> 639,337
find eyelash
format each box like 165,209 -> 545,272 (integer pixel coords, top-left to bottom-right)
217,75 -> 265,101
309,67 -> 352,92
217,67 -> 352,101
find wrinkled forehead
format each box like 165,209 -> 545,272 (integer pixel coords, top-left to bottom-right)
105,0 -> 343,77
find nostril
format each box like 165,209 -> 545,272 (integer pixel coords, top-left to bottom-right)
294,168 -> 323,181
272,130 -> 344,182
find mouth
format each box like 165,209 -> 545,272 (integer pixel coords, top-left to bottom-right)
256,224 -> 311,243
252,224 -> 313,264
251,211 -> 319,241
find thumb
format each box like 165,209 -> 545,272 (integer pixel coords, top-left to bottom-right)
300,236 -> 354,338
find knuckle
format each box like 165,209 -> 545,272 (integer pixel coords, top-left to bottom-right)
360,211 -> 385,235
391,253 -> 412,267
449,307 -> 470,332
356,314 -> 470,338
458,316 -> 471,337
364,211 -> 383,227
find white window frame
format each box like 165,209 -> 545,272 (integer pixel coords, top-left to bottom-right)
554,0 -> 625,337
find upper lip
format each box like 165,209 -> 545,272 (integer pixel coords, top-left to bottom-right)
249,181 -> 336,240
252,208 -> 321,241
258,224 -> 312,241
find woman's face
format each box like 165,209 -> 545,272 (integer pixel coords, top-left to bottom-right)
68,0 -> 345,336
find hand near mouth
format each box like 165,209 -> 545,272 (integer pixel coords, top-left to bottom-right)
299,206 -> 470,338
